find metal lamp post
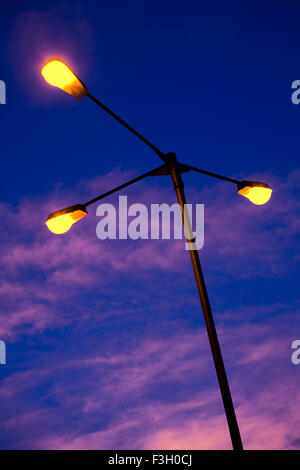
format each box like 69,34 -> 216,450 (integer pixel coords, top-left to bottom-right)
41,58 -> 273,451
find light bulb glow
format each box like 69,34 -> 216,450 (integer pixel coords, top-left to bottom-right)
46,205 -> 87,234
237,181 -> 272,205
41,58 -> 87,99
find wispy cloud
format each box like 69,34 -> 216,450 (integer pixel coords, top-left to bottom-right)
0,167 -> 299,449
1,167 -> 299,338
1,310 -> 299,449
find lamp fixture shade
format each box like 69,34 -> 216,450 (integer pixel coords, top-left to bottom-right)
41,58 -> 88,99
46,204 -> 87,234
237,181 -> 272,205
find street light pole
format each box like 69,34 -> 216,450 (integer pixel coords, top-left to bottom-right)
167,152 -> 243,451
41,57 -> 273,451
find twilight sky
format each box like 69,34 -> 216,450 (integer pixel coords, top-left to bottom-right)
0,0 -> 300,450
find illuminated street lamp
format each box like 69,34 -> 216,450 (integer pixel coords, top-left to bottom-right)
46,204 -> 87,234
237,181 -> 272,205
42,57 -> 273,450
41,58 -> 87,99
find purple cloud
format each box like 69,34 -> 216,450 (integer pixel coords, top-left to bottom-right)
0,166 -> 299,449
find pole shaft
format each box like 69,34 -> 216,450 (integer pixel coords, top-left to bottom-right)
168,155 -> 243,451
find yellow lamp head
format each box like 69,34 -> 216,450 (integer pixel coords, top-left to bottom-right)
237,181 -> 272,205
46,204 -> 88,234
41,58 -> 88,99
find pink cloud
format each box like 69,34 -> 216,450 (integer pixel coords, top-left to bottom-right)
0,166 -> 299,450
1,304 -> 299,449
1,167 -> 299,340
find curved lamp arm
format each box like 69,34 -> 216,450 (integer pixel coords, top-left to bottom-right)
45,164 -> 167,234
183,163 -> 239,184
83,164 -> 167,207
86,92 -> 166,162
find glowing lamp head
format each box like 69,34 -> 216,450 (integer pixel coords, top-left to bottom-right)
237,181 -> 272,205
41,58 -> 88,99
46,204 -> 87,234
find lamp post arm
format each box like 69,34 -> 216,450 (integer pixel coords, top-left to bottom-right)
185,164 -> 239,184
83,164 -> 167,207
86,92 -> 166,162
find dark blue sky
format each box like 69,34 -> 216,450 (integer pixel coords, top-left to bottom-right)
1,0 -> 300,203
0,0 -> 300,450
